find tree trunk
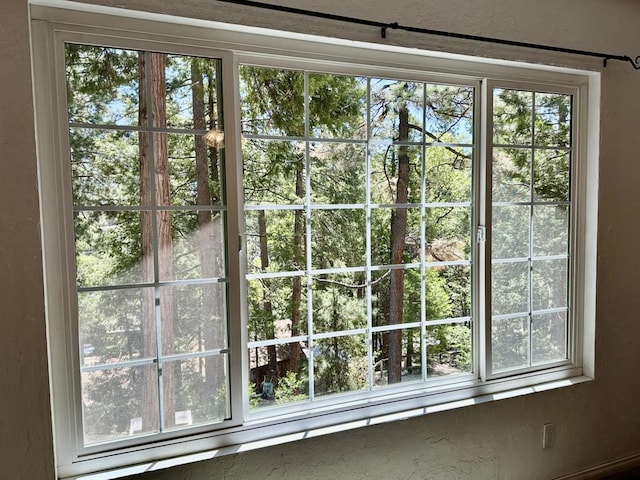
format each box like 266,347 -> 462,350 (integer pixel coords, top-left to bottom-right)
138,52 -> 158,433
192,60 -> 225,400
290,157 -> 304,373
140,52 -> 176,429
257,210 -> 278,377
388,102 -> 410,384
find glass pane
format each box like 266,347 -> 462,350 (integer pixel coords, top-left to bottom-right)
534,93 -> 571,147
309,73 -> 367,139
426,265 -> 472,320
533,205 -> 569,257
78,288 -> 155,365
426,146 -> 472,203
310,142 -> 366,204
533,149 -> 570,202
70,128 -> 140,207
243,139 -> 304,205
493,89 -> 533,146
165,55 -> 222,130
370,144 -> 423,205
245,210 -> 299,274
82,364 -> 159,444
65,45 -> 140,126
532,311 -> 567,364
249,343 -> 309,408
160,284 -> 227,355
75,211 -> 149,287
370,79 -> 423,142
371,208 -> 421,266
372,328 -> 421,386
426,322 -> 472,376
425,84 -> 474,144
314,335 -> 369,396
161,210 -> 226,281
311,209 -> 366,268
492,316 -> 530,371
492,261 -> 529,316
312,273 -> 367,333
167,133 -> 224,206
491,205 -> 530,260
426,206 -> 472,261
533,259 -> 568,311
240,66 -> 304,137
163,355 -> 229,429
371,268 -> 421,326
492,147 -> 531,203
248,277 -> 308,341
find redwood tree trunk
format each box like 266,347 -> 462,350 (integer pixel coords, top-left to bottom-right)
290,157 -> 304,373
388,102 -> 410,384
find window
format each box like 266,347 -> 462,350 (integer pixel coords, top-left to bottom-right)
32,5 -> 597,479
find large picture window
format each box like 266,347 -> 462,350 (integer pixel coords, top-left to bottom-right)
31,7 -> 596,479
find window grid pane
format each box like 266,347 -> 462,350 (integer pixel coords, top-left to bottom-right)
242,67 -> 475,409
490,88 -> 572,374
66,46 -> 230,444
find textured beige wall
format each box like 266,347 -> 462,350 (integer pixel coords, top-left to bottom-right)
5,0 -> 640,479
0,0 -> 55,479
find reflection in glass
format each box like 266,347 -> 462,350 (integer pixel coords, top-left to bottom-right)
492,261 -> 529,316
533,259 -> 568,311
492,148 -> 531,203
82,364 -> 158,444
532,312 -> 567,364
78,288 -> 154,365
75,211 -> 148,288
160,284 -> 227,355
533,205 -> 569,257
492,316 -> 529,371
491,205 -> 530,259
163,355 -> 229,429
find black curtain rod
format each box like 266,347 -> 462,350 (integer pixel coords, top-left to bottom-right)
217,0 -> 640,69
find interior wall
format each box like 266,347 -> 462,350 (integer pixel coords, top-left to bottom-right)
4,0 -> 640,479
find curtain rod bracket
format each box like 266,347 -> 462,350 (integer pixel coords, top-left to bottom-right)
381,22 -> 398,39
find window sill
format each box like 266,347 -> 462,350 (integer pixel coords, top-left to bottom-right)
63,370 -> 590,480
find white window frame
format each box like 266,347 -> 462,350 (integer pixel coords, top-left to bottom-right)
30,2 -> 598,479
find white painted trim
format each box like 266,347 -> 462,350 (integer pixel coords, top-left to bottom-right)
553,453 -> 640,480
